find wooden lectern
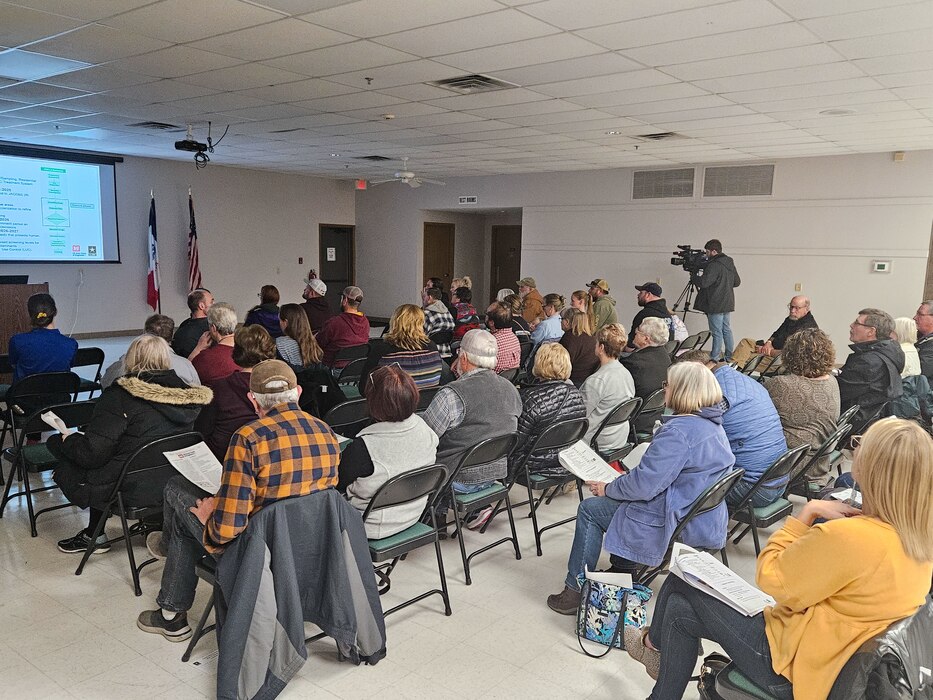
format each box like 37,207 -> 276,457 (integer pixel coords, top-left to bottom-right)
1,283 -> 49,353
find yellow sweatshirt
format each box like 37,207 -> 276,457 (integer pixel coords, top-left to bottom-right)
757,515 -> 932,700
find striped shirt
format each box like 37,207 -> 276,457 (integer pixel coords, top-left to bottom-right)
377,347 -> 443,390
204,402 -> 340,552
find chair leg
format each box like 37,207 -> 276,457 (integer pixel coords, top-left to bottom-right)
732,524 -> 752,545
451,500 -> 471,585
720,546 -> 729,567
182,592 -> 216,662
479,498 -> 504,535
750,518 -> 761,556
117,495 -> 143,596
526,475 -> 543,557
433,532 -> 452,616
504,494 -> 521,561
22,468 -> 37,537
0,457 -> 20,518
75,506 -> 110,577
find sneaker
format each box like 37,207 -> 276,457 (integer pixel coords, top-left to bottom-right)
465,506 -> 494,531
546,585 -> 582,615
57,531 -> 111,554
136,609 -> 192,642
146,531 -> 167,560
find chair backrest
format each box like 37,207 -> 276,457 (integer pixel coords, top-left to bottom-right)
111,432 -> 203,506
0,354 -> 11,374
758,355 -> 785,379
694,330 -> 711,350
740,354 -> 765,375
787,423 -> 852,491
334,344 -> 370,363
323,397 -> 371,438
295,367 -> 347,418
590,396 -> 642,449
15,399 -> 98,444
72,346 -> 105,376
360,463 -> 449,521
519,337 -> 533,367
631,387 -> 666,434
664,339 -> 681,359
6,371 -> 81,419
416,385 -> 440,412
337,357 -> 367,385
680,332 -> 702,351
510,417 -> 588,479
498,367 -> 519,383
729,444 -> 810,513
837,404 -> 860,428
441,432 -> 519,499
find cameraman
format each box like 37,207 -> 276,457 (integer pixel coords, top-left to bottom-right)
693,239 -> 741,362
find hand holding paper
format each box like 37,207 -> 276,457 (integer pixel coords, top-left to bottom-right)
41,410 -> 75,436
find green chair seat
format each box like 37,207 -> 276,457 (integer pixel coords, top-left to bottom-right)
752,497 -> 792,520
717,664 -> 780,700
454,483 -> 506,506
21,443 -> 57,470
525,472 -> 574,488
368,522 -> 433,554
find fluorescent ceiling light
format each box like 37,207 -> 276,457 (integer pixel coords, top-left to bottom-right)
0,49 -> 92,82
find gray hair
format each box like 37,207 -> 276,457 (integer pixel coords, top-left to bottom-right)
922,300 -> 933,313
894,317 -> 918,345
639,317 -> 669,346
858,307 -> 895,339
460,348 -> 496,370
208,302 -> 237,335
496,288 -> 514,302
252,388 -> 299,411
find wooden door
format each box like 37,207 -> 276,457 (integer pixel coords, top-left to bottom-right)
423,222 -> 455,292
490,225 -> 522,302
318,224 -> 354,313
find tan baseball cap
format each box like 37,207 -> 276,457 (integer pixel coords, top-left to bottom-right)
516,276 -> 536,288
588,278 -> 610,292
249,359 -> 297,394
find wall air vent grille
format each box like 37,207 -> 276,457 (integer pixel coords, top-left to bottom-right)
429,74 -> 519,94
703,164 -> 774,197
633,168 -> 695,199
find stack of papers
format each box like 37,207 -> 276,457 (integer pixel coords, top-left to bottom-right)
558,440 -> 620,483
669,543 -> 775,616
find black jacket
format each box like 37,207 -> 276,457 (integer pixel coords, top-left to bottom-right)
769,311 -> 818,350
917,334 -> 933,383
171,316 -> 209,359
694,253 -> 740,314
509,379 -> 586,476
628,298 -> 672,347
621,346 -> 671,432
50,371 -> 212,509
838,339 -> 905,429
300,297 -> 333,333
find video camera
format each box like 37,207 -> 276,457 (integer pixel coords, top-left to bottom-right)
670,245 -> 709,274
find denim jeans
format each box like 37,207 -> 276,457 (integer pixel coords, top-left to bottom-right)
156,476 -> 213,613
707,313 -> 734,361
452,480 -> 493,494
725,477 -> 785,509
564,495 -> 622,591
649,575 -> 793,700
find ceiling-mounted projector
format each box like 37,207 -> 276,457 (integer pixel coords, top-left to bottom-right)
175,138 -> 207,152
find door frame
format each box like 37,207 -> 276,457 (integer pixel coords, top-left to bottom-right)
489,224 -> 522,302
318,223 -> 356,285
422,221 -> 456,291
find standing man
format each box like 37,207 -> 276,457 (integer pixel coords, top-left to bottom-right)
693,239 -> 740,362
517,277 -> 544,325
587,279 -> 618,333
300,275 -> 332,333
626,282 -> 671,349
172,288 -> 213,359
914,300 -> 933,382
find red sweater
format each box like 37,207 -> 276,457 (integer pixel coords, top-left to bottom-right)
317,312 -> 371,366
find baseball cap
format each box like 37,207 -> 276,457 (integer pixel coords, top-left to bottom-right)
588,279 -> 610,292
635,282 -> 662,296
304,278 -> 327,296
342,285 -> 363,303
516,276 -> 536,288
249,360 -> 297,394
459,329 -> 498,361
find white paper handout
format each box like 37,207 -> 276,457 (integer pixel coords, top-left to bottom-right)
584,566 -> 633,589
41,410 -> 75,436
559,440 -> 621,483
830,488 -> 862,508
669,543 -> 775,616
163,442 -> 223,494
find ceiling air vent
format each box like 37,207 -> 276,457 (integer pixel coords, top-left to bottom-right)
429,74 -> 519,94
268,128 -> 306,133
126,121 -> 180,130
355,155 -> 393,161
633,168 -> 695,200
634,132 -> 685,141
703,164 -> 774,197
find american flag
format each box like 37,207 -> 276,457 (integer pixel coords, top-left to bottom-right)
146,196 -> 159,311
187,192 -> 202,292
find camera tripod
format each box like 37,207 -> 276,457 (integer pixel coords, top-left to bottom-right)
671,279 -> 704,321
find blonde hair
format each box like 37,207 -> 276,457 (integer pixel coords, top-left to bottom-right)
125,334 -> 171,374
571,290 -> 596,334
560,307 -> 591,336
854,417 -> 933,561
451,276 -> 472,291
533,342 -> 572,381
665,361 -> 723,415
543,293 -> 565,313
894,317 -> 918,345
385,304 -> 429,351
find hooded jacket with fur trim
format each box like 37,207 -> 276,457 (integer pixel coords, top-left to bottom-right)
50,370 -> 212,510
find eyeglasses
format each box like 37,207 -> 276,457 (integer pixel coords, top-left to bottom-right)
851,434 -> 862,449
368,362 -> 402,389
851,320 -> 874,328
661,380 -> 669,389
787,304 -> 807,311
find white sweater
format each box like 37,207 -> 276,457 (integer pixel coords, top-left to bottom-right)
580,361 -> 636,452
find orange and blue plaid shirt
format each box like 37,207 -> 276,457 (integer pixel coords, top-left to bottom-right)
204,402 -> 339,552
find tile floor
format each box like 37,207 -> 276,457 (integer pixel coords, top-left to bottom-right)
0,337 -> 810,699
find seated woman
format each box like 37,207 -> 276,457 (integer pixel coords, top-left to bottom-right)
895,316 -> 922,377
244,284 -> 283,338
360,304 -> 444,392
547,361 -> 735,614
509,343 -> 586,479
275,303 -> 326,372
530,293 -> 565,348
627,417 -> 933,700
8,292 -> 78,384
764,328 -> 839,485
49,335 -> 212,554
570,290 -> 597,340
452,287 -> 482,341
339,365 -> 439,539
559,307 -> 599,386
580,323 -> 636,455
195,325 -> 276,460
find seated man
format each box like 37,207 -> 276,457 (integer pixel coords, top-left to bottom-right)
839,308 -> 905,429
732,295 -> 818,368
137,360 -> 340,641
422,329 -> 521,496
300,275 -> 333,333
190,302 -> 240,386
316,286 -> 370,367
914,300 -> 933,382
422,286 -> 455,358
101,314 -> 200,388
621,317 -> 672,434
485,301 -> 521,372
171,288 -> 213,359
626,282 -> 672,350
678,350 -> 788,508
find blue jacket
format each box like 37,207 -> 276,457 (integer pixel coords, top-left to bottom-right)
713,365 -> 786,484
9,327 -> 78,383
603,406 -> 735,567
531,314 -> 563,347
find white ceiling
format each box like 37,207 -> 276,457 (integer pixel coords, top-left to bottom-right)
1,0 -> 932,178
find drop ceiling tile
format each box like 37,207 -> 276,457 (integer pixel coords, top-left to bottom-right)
463,98 -> 586,119
0,5 -> 85,46
102,0 -> 285,44
6,0 -> 158,21
534,117 -> 646,133
490,53 -> 642,87
264,41 -> 417,77
373,10 -> 559,57
695,62 -> 865,94
601,95 -> 734,117
428,119 -> 517,134
577,0 -> 792,50
0,80 -> 87,104
28,25 -> 173,63
665,44 -> 844,82
3,103 -> 90,121
425,88 -> 552,110
105,79 -> 219,103
117,46 -> 244,79
0,49 -> 91,81
771,0 -> 925,20
295,91 -> 407,112
235,78 -> 357,103
326,60 -> 461,91
803,3 -> 933,42
158,92 -> 269,115
533,69 -> 680,98
518,0 -> 722,31
502,108 -> 622,127
220,103 -> 316,121
855,51 -> 933,76
435,34 -> 606,74
831,27 -> 933,60
180,64 -> 308,92
300,0 -> 503,38
0,113 -> 33,127
745,90 -> 899,113
683,122 -> 796,136
339,101 -> 446,120
875,70 -> 933,89
189,18 -> 354,62
43,65 -> 160,91
892,85 -> 933,99
384,112 -> 483,129
567,83 -> 707,109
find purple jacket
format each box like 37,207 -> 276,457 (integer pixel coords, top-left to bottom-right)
603,406 -> 735,566
244,304 -> 283,338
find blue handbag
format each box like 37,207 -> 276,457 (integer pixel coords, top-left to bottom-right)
575,569 -> 652,658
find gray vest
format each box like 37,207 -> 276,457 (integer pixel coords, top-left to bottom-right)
437,370 -> 522,483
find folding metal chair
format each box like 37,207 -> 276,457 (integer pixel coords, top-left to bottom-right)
785,423 -> 851,501
664,339 -> 681,360
416,385 -> 440,414
72,347 -> 106,399
631,388 -> 666,445
589,396 -> 641,465
323,397 -> 371,438
0,371 -> 81,469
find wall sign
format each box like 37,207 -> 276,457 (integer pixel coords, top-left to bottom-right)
326,247 -> 336,261
458,195 -> 478,204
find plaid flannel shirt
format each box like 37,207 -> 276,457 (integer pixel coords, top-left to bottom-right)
204,402 -> 340,552
423,304 -> 455,357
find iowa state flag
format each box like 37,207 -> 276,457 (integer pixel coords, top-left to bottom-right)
146,196 -> 159,311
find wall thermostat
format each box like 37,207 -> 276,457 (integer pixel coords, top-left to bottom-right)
872,260 -> 891,273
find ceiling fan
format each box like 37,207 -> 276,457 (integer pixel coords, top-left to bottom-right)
369,157 -> 445,188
